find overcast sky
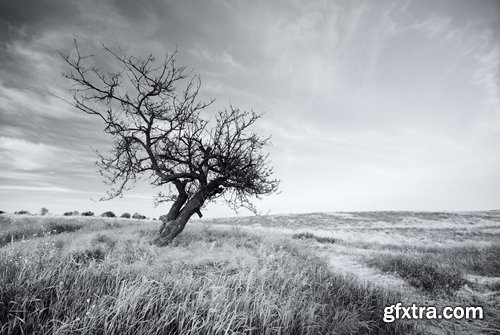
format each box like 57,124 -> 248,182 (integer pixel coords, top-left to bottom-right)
1,0 -> 499,218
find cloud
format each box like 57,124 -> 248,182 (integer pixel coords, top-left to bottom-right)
0,185 -> 86,193
0,137 -> 80,171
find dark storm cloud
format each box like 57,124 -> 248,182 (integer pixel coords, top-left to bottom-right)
0,0 -> 82,90
0,0 -> 80,43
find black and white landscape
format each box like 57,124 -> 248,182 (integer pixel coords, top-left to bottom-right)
0,1 -> 499,334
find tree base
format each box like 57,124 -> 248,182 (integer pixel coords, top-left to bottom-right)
152,218 -> 187,246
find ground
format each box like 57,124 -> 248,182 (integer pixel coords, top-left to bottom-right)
1,211 -> 499,334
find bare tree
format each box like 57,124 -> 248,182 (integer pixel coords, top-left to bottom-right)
60,40 -> 279,245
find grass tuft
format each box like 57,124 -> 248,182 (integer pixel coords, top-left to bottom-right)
91,234 -> 117,249
70,246 -> 106,264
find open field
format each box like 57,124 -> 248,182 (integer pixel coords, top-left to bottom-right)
206,211 -> 500,334
1,211 -> 499,334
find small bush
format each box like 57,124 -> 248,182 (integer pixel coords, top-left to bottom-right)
101,211 -> 116,218
132,212 -> 146,220
120,212 -> 131,218
63,211 -> 79,216
0,210 -> 5,214
14,210 -> 30,215
40,207 -> 49,216
81,211 -> 94,216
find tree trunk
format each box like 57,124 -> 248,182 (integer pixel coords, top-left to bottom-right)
154,216 -> 189,246
154,191 -> 206,246
159,192 -> 187,235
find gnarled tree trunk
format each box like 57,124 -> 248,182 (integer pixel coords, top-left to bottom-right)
154,191 -> 206,246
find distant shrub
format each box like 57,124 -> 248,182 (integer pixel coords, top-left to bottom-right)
101,211 -> 116,218
63,211 -> 79,216
81,211 -> 94,216
292,232 -> 335,244
15,210 -> 30,215
132,212 -> 146,220
292,232 -> 315,240
314,236 -> 336,243
120,212 -> 131,218
40,207 -> 49,216
0,210 -> 5,215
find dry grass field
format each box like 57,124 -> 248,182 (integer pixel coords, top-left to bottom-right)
1,211 -> 499,334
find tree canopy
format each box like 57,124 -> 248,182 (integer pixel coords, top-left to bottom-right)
61,40 -> 279,244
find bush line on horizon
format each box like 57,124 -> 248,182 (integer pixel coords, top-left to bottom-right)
4,209 -> 150,220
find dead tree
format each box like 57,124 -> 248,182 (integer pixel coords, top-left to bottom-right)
61,40 -> 279,245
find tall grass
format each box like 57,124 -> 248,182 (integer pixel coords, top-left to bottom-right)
367,253 -> 466,294
0,224 -> 417,335
0,214 -> 146,247
363,243 -> 500,278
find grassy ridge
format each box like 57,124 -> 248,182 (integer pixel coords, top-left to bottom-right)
0,215 -> 130,247
0,218 -> 417,335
